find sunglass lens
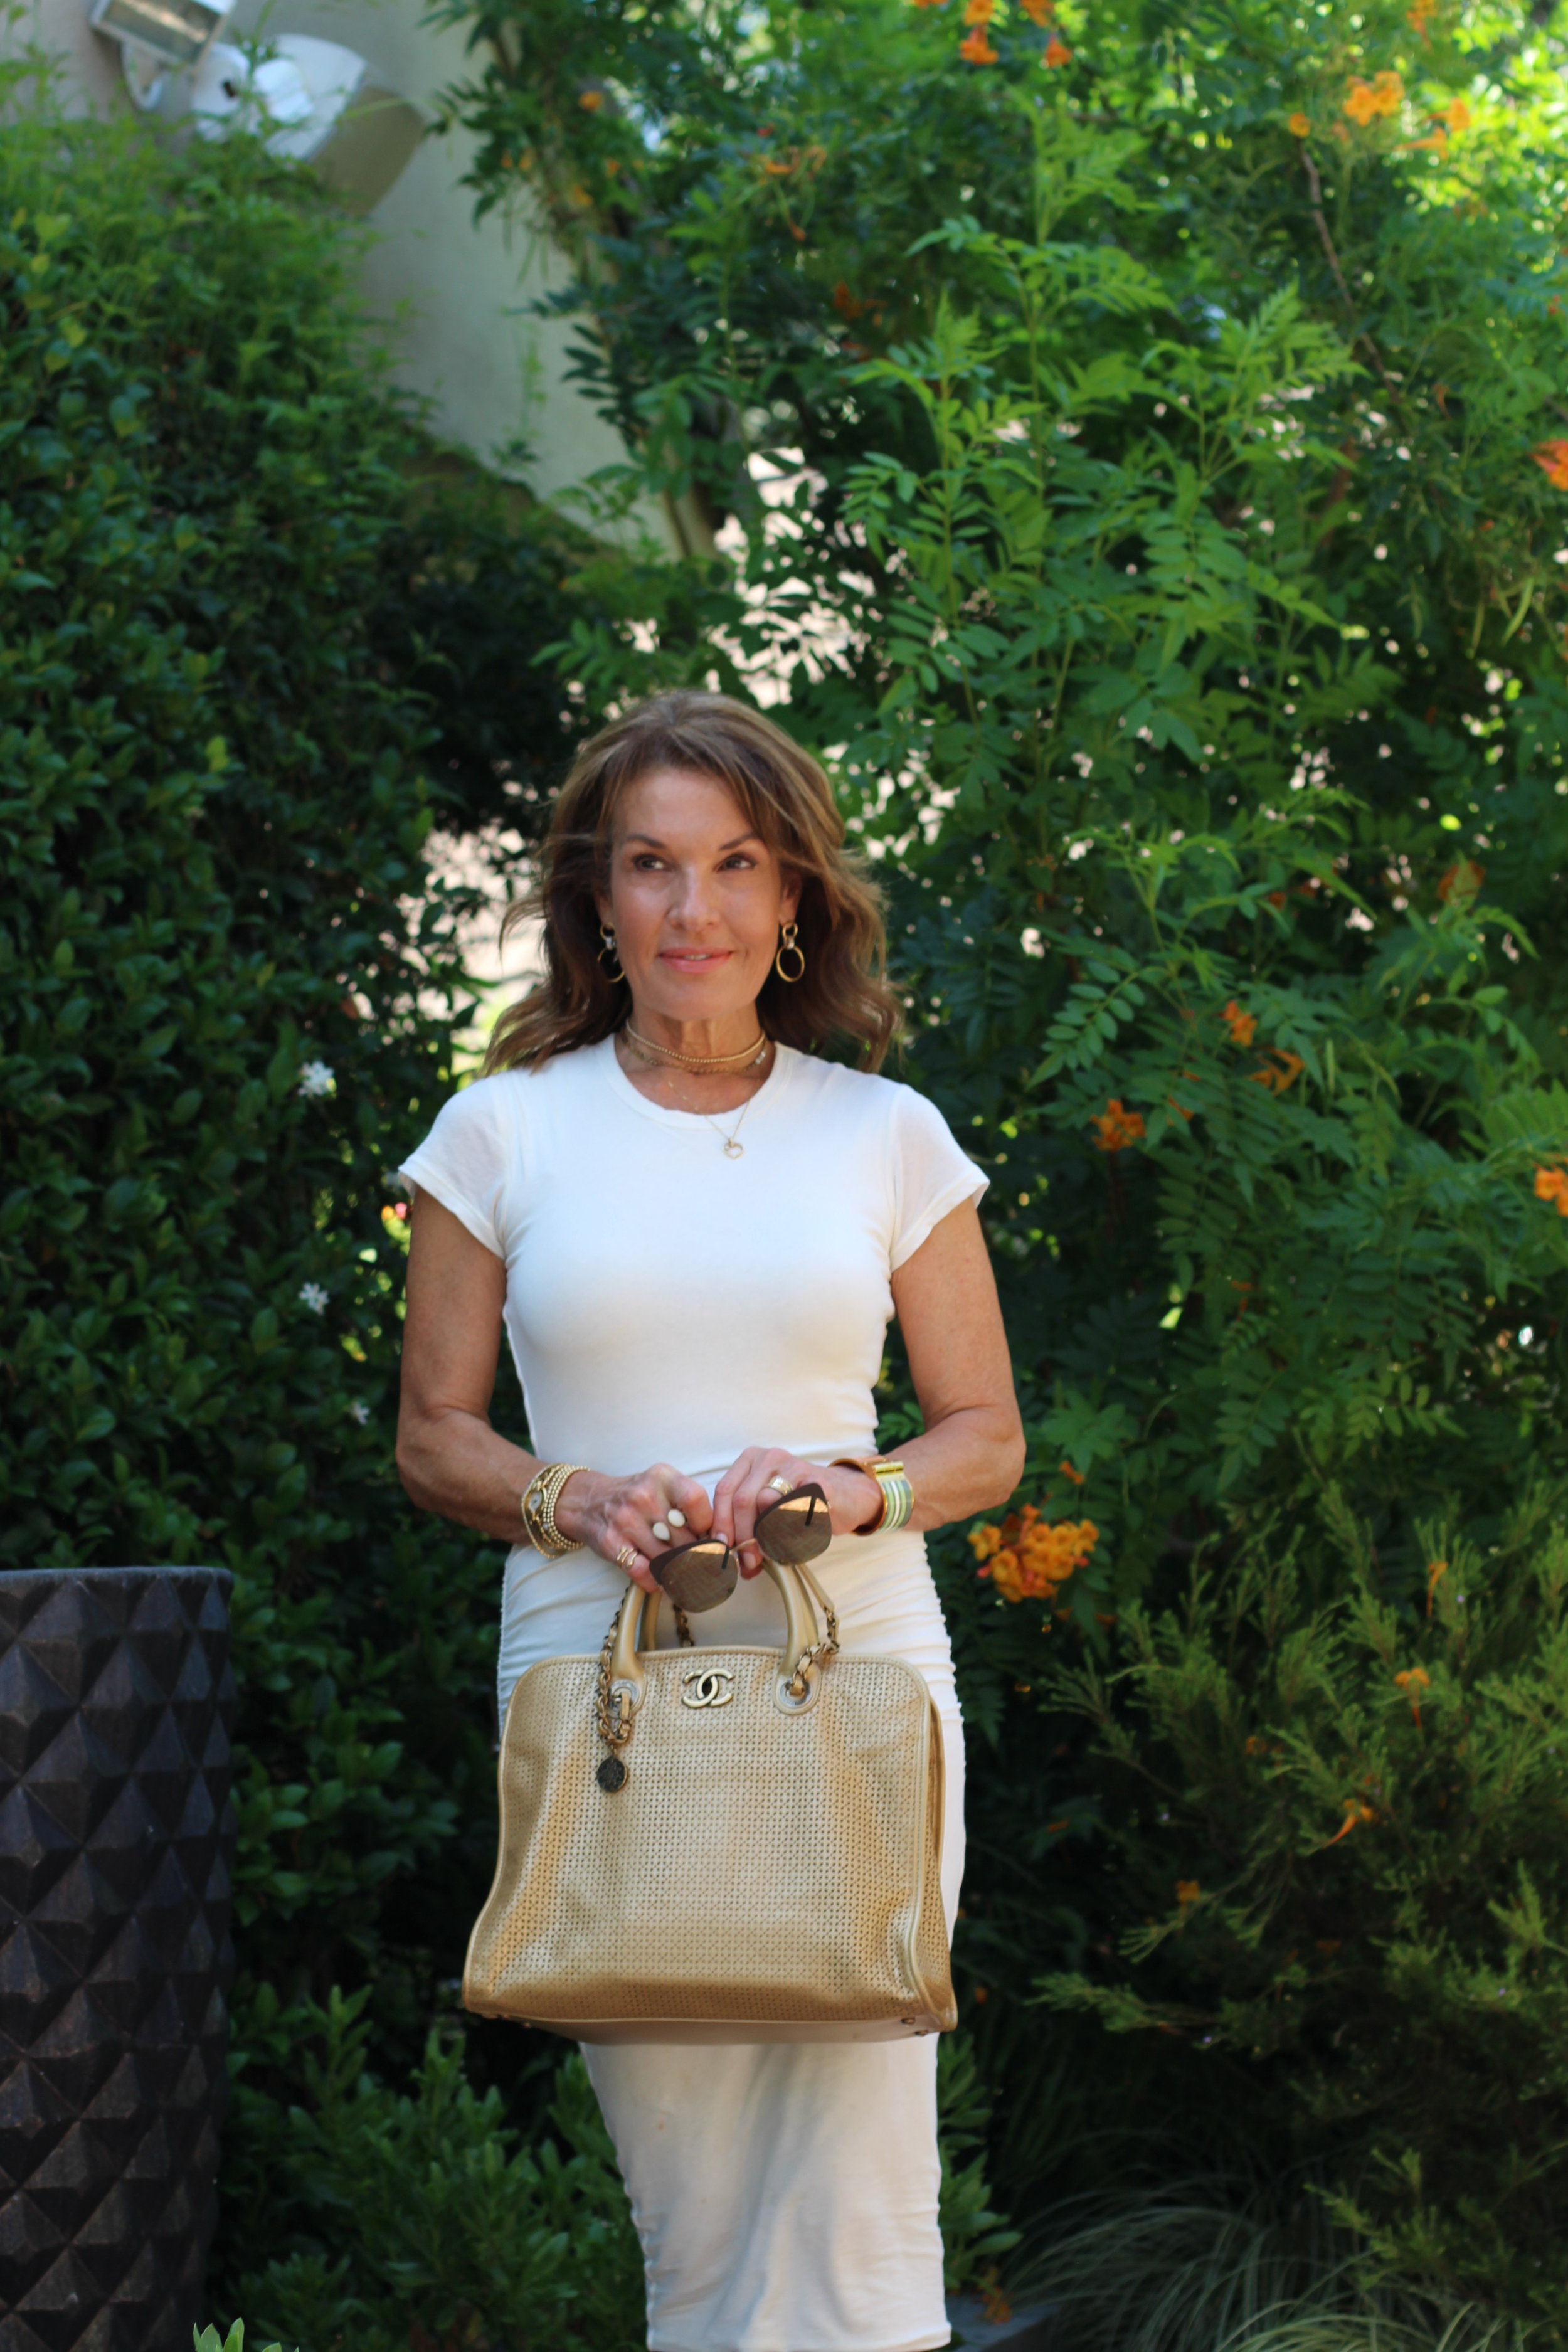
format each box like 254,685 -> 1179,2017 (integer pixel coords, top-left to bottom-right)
654,1540 -> 738,1613
756,1483 -> 832,1565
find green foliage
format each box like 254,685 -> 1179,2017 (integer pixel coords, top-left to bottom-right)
435,0 -> 1568,2320
438,0 -> 1568,1596
217,2009 -> 1012,2348
1036,1498 -> 1568,2323
234,1997 -> 645,2352
0,55 -> 583,2304
1009,2191 -> 1532,2352
937,2033 -> 1023,2293
195,2324 -> 281,2352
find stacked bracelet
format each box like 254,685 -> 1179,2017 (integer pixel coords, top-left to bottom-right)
832,1456 -> 916,1537
522,1461 -> 588,1557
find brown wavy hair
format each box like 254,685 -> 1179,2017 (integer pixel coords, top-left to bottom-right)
482,691 -> 902,1073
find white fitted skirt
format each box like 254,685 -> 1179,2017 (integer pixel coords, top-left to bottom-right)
496,1528 -> 965,2352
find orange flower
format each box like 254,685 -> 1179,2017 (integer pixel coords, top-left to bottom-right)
578,87 -> 604,110
1344,70 -> 1402,125
965,0 -> 995,21
960,24 -> 999,60
1394,1664 -> 1431,1727
970,1504 -> 1099,1603
1436,856 -> 1486,902
1534,1165 -> 1568,1217
1426,1559 -> 1447,1614
1043,33 -> 1072,65
1534,439 -> 1568,489
1090,1098 -> 1145,1152
909,0 -> 950,10
1287,111 -> 1311,138
1407,0 -> 1436,35
1406,128 -> 1448,153
1249,1049 -> 1305,1094
1221,999 -> 1258,1047
1326,1800 -> 1376,1846
833,281 -> 864,318
1017,0 -> 1054,20
1443,98 -> 1471,132
1059,1459 -> 1085,1485
1175,1879 -> 1202,1907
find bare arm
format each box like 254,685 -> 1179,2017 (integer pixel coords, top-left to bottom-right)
889,1195 -> 1027,1528
395,1189 -> 711,1592
711,1198 -> 1025,1564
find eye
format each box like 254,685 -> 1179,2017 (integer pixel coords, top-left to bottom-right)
631,852 -> 665,871
720,852 -> 758,871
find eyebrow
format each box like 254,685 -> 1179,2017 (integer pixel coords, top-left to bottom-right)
622,831 -> 765,852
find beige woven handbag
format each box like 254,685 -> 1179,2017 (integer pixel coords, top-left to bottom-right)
462,1559 -> 956,2043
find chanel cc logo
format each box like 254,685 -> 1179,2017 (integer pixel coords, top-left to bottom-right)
681,1667 -> 735,1710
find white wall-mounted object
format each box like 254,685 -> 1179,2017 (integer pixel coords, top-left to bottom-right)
186,33 -> 424,206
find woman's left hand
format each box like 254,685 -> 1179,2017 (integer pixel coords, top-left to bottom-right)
710,1447 -> 883,1576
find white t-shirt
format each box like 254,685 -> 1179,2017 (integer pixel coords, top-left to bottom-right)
398,1036 -> 987,1488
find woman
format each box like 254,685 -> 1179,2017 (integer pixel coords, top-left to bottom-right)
396,689 -> 1024,2352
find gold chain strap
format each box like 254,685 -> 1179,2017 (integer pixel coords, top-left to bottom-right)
785,1585 -> 840,1702
594,1595 -> 693,1783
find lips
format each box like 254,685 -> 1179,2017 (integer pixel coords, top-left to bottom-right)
660,950 -> 733,968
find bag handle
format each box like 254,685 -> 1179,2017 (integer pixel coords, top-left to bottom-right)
605,1559 -> 840,1709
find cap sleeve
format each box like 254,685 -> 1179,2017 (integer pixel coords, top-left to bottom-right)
889,1086 -> 989,1273
398,1078 -> 519,1261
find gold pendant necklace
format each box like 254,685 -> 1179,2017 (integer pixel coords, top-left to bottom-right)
634,1043 -> 772,1157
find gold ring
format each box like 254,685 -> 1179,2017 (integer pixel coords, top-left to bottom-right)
615,1543 -> 638,1570
765,1474 -> 793,1496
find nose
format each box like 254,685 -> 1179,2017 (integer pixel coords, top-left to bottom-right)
667,864 -> 720,930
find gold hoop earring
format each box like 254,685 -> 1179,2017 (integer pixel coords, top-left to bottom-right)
775,921 -> 805,983
598,924 -> 625,983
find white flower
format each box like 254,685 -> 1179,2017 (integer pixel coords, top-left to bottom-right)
297,1061 -> 335,1099
299,1281 -> 329,1315
349,1399 -> 371,1425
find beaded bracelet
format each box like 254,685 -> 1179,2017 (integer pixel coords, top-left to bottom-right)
522,1461 -> 588,1557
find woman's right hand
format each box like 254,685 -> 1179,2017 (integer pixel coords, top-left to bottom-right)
553,1464 -> 714,1595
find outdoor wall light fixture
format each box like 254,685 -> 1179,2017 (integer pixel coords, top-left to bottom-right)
86,3 -> 426,208
88,0 -> 232,109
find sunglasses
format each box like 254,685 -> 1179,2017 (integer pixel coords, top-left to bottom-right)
650,1483 -> 832,1614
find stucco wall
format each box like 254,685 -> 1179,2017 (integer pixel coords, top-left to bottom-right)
3,0 -> 674,542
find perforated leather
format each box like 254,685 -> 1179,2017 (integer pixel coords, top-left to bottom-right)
464,1642 -> 955,2042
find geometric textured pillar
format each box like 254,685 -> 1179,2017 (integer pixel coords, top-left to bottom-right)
0,1568 -> 237,2352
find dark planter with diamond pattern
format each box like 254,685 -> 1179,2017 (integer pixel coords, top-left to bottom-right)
0,1567 -> 237,2352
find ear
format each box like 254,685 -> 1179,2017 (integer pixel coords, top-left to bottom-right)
780,869 -> 803,924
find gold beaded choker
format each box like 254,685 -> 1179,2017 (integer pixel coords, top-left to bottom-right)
624,1024 -> 771,1074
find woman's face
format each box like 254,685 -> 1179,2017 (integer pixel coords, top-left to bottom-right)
598,768 -> 801,1029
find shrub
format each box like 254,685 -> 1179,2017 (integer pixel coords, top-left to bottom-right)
0,57 -> 583,2301
233,1997 -> 646,2352
1035,1496 -> 1568,2326
432,0 -> 1568,2311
